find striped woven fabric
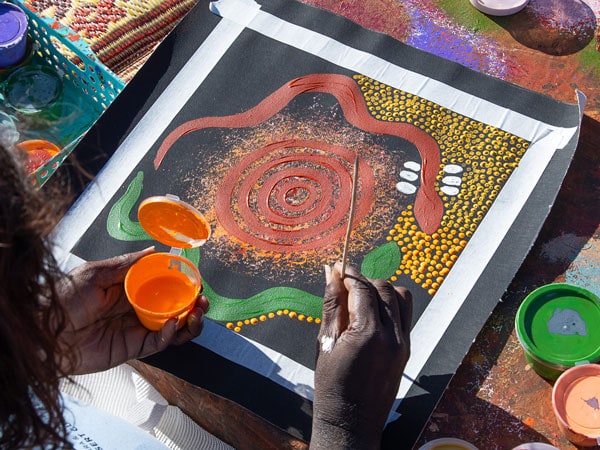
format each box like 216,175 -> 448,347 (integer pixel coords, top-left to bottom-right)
25,0 -> 199,81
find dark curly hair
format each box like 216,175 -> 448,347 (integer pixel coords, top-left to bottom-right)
0,146 -> 75,448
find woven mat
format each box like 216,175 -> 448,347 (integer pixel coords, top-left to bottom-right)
25,0 -> 199,81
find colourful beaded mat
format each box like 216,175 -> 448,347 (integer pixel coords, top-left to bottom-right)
22,0 -> 199,81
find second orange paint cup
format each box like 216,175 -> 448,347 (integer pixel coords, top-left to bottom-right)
552,364 -> 600,447
125,252 -> 202,331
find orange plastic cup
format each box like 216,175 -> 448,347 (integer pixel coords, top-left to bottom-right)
124,253 -> 202,331
552,364 -> 600,447
16,139 -> 60,173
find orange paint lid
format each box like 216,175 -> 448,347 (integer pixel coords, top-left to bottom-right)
137,195 -> 211,248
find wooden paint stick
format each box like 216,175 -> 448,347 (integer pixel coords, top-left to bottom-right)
340,154 -> 359,278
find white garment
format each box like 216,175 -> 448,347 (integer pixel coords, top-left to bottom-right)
62,394 -> 169,450
60,364 -> 234,450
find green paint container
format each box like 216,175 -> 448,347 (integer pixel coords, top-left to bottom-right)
515,283 -> 600,380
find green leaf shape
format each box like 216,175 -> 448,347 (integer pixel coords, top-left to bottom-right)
361,241 -> 401,280
107,171 -> 151,241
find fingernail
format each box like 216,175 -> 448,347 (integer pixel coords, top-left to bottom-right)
324,265 -> 332,284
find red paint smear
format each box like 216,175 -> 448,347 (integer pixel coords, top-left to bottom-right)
155,73 -> 443,233
302,0 -> 412,42
214,139 -> 374,251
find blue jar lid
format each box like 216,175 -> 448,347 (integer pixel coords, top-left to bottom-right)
0,3 -> 29,67
0,3 -> 27,44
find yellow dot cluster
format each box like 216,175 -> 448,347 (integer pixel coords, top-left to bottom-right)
354,74 -> 529,295
387,206 -> 463,295
226,310 -> 321,333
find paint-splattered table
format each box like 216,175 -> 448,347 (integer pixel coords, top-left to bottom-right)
413,114 -> 599,449
41,0 -> 599,448
28,0 -> 600,121
297,2 -> 600,448
304,1 -> 599,448
305,0 -> 600,122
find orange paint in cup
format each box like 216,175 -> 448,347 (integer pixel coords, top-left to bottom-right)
16,139 -> 60,174
125,253 -> 201,331
125,195 -> 210,331
552,364 -> 600,447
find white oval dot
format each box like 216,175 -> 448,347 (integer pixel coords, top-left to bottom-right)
404,161 -> 421,172
441,185 -> 460,196
444,164 -> 463,174
442,176 -> 462,186
396,181 -> 417,194
400,170 -> 419,182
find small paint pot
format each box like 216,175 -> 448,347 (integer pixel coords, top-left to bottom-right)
515,283 -> 600,380
15,139 -> 60,174
552,364 -> 600,447
124,195 -> 210,331
124,253 -> 202,331
3,65 -> 63,114
0,2 -> 29,69
469,0 -> 529,16
511,443 -> 559,450
418,437 -> 479,450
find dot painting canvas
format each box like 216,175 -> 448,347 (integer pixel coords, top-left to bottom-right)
53,0 -> 583,445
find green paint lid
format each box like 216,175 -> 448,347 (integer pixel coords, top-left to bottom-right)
3,65 -> 62,113
516,283 -> 600,369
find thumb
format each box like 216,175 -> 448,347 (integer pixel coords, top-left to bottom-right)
318,264 -> 349,348
87,247 -> 155,287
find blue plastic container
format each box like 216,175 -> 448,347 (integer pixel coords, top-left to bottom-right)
0,2 -> 29,68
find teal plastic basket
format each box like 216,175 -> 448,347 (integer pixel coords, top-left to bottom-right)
2,0 -> 125,185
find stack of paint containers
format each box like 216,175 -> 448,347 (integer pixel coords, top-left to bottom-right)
516,283 -> 600,446
1,1 -> 63,174
1,2 -> 28,149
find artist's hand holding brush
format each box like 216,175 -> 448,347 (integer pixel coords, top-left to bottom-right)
310,263 -> 412,450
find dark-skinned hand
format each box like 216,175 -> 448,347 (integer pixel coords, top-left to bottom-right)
310,263 -> 412,450
56,248 -> 209,375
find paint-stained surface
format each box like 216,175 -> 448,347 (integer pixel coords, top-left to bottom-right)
290,2 -> 600,446
416,115 -> 600,449
302,0 -> 600,120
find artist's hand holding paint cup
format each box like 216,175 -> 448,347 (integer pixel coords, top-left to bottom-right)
56,248 -> 209,375
311,263 -> 412,449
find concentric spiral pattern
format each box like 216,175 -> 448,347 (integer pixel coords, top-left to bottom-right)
215,139 -> 374,252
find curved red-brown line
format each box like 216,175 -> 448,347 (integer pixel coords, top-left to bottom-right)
154,73 -> 443,234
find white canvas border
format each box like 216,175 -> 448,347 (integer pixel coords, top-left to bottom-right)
52,0 -> 581,422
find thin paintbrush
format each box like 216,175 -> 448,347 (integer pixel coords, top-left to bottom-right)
340,154 -> 359,278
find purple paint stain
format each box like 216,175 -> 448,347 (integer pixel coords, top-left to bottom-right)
584,396 -> 600,411
403,0 -> 510,78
